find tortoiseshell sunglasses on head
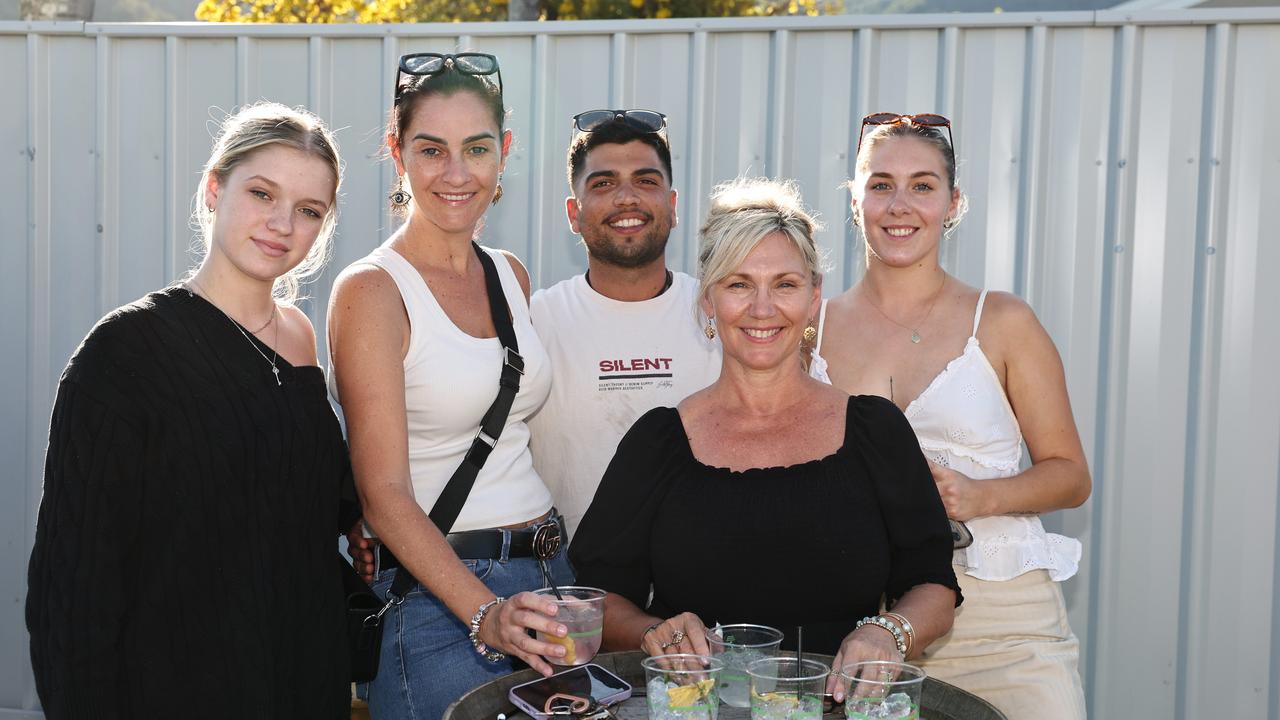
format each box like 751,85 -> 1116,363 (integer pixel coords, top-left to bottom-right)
857,112 -> 955,168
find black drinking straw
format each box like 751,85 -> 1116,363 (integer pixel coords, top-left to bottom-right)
539,560 -> 566,600
795,626 -> 804,705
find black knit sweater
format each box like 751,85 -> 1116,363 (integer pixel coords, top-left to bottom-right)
26,286 -> 354,719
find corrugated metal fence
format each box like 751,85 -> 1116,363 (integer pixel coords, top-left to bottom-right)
3,8 -> 1279,718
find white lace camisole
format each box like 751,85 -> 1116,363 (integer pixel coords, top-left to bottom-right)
809,290 -> 1081,582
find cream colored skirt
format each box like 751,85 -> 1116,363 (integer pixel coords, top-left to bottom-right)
915,569 -> 1087,720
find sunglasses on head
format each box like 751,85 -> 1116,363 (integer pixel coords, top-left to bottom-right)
857,112 -> 955,166
572,109 -> 667,134
395,52 -> 503,102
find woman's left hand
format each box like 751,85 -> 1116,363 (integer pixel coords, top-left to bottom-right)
826,624 -> 904,701
928,461 -> 987,522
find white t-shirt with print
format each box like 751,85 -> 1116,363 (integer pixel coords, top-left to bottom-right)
529,271 -> 722,539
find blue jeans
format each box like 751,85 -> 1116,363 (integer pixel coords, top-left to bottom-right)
363,544 -> 574,720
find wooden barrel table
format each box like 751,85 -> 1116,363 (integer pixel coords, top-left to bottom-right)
444,651 -> 1007,720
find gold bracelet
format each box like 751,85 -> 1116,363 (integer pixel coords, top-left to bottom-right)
881,611 -> 916,657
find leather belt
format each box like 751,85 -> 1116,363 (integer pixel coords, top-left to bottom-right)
379,516 -> 563,569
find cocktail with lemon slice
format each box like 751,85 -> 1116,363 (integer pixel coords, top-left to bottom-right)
642,654 -> 726,720
746,657 -> 829,720
534,586 -> 606,666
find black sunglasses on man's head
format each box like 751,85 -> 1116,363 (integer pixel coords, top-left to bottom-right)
395,52 -> 503,102
572,109 -> 667,134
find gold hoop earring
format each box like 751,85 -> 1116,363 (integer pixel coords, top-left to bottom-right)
703,318 -> 717,340
390,176 -> 411,207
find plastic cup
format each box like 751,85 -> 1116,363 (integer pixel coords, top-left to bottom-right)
838,661 -> 925,720
746,656 -> 829,719
533,586 -> 605,666
705,624 -> 785,708
642,653 -> 725,719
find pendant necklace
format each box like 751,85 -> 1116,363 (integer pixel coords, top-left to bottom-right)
187,280 -> 282,386
863,274 -> 947,345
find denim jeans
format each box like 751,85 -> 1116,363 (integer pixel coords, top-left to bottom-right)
362,541 -> 574,720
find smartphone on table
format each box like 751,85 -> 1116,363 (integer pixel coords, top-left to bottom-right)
508,663 -> 632,718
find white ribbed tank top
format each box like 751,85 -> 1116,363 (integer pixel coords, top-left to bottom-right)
330,243 -> 553,531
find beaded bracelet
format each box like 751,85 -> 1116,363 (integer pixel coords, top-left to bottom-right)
881,611 -> 916,657
469,597 -> 507,662
855,615 -> 907,657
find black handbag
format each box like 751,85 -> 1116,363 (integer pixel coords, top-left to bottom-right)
341,554 -> 384,682
345,241 -> 524,683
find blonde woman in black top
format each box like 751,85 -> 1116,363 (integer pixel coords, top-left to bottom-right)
26,102 -> 353,719
571,178 -> 960,695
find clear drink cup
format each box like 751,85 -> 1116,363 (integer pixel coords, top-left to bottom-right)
838,661 -> 925,720
705,624 -> 785,708
642,653 -> 725,720
533,586 -> 606,666
746,656 -> 829,720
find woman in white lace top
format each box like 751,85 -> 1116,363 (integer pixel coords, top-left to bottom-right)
808,114 -> 1091,720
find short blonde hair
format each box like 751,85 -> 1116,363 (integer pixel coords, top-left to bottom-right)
697,177 -> 827,315
192,102 -> 342,302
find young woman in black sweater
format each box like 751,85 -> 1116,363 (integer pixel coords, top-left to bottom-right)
26,102 -> 354,719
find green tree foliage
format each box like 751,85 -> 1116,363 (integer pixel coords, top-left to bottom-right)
195,0 -> 841,23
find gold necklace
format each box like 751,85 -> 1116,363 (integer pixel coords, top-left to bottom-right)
863,275 -> 947,344
187,280 -> 282,386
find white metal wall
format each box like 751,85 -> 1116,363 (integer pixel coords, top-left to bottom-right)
2,9 -> 1279,718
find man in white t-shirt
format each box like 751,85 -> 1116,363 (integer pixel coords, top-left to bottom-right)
529,111 -> 722,539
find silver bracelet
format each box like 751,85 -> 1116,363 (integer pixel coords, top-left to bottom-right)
855,615 -> 907,657
469,597 -> 507,662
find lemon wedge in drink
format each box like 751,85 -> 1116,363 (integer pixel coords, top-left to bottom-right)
546,632 -> 576,664
666,679 -> 714,707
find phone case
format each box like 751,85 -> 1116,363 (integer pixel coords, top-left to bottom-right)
508,664 -> 632,718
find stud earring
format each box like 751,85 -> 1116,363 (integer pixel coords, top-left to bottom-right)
492,173 -> 504,206
389,176 -> 411,207
803,325 -> 817,343
703,318 -> 717,340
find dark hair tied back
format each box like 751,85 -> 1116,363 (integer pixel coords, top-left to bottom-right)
391,70 -> 505,146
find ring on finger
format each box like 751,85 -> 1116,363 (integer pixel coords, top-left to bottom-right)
669,630 -> 685,645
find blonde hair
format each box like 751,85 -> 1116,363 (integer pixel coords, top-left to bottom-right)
192,102 -> 342,302
696,177 -> 827,318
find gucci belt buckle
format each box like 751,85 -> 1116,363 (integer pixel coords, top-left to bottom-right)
531,519 -> 563,561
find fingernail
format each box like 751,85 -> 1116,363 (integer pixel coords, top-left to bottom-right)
558,625 -> 568,636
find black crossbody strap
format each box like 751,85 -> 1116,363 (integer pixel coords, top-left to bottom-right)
388,242 -> 523,601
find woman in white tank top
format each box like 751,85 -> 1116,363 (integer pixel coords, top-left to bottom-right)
808,115 -> 1091,720
326,56 -> 573,719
